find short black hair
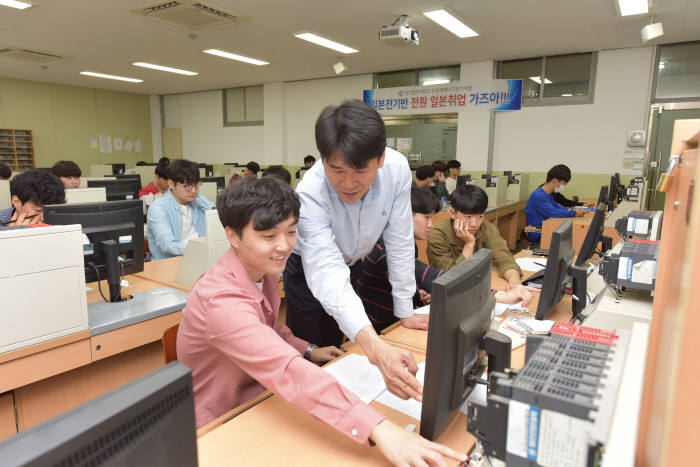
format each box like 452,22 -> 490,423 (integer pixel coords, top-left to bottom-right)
304,155 -> 316,165
262,165 -> 292,185
411,188 -> 440,215
415,165 -> 435,181
167,159 -> 200,185
315,99 -> 386,169
10,170 -> 65,206
217,177 -> 300,238
155,160 -> 169,179
246,161 -> 260,174
0,162 -> 11,179
158,157 -> 170,165
450,184 -> 488,214
546,164 -> 572,183
432,161 -> 447,173
51,160 -> 82,178
446,160 -> 461,170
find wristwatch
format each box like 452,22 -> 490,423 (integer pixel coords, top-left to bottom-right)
304,343 -> 318,361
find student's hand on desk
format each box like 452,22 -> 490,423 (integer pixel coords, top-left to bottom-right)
400,313 -> 429,330
573,208 -> 585,217
370,419 -> 467,467
497,286 -> 538,307
309,346 -> 344,364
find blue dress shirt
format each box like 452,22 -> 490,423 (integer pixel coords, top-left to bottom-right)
525,187 -> 576,241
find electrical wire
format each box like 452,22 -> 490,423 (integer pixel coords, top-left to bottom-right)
87,262 -> 109,303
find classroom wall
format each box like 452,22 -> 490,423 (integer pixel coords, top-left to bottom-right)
0,77 -> 153,173
456,61 -> 493,171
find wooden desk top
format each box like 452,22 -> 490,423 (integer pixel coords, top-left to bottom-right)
197,346 -> 473,466
134,256 -> 189,292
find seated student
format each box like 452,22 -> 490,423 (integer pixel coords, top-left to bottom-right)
295,155 -> 315,179
51,160 -> 82,189
411,165 -> 435,192
358,188 -> 532,333
139,160 -> 170,199
525,164 -> 584,242
262,165 -> 292,185
177,177 -> 465,466
427,185 -> 533,301
431,160 -> 448,199
243,161 -> 260,178
146,159 -> 214,260
0,170 -> 65,226
0,162 -> 11,180
444,159 -> 461,194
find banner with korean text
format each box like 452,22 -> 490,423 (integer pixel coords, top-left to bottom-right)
363,79 -> 522,115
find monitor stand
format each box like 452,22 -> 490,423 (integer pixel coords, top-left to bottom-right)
101,239 -> 130,303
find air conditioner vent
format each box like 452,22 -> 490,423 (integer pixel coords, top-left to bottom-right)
0,47 -> 66,63
133,1 -> 242,30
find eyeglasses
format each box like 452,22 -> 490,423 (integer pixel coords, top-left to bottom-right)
177,182 -> 201,192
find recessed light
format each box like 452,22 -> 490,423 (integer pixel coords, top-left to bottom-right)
423,9 -> 478,38
423,79 -> 451,86
80,72 -> 143,83
133,62 -> 198,76
529,76 -> 552,85
561,93 -> 573,97
294,33 -> 358,54
0,0 -> 32,10
616,0 -> 648,16
202,49 -> 269,66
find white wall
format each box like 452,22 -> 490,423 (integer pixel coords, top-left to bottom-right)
457,61 -> 494,171
492,47 -> 654,175
149,95 -> 162,161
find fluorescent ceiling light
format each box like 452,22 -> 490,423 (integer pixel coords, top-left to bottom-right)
133,62 -> 198,76
561,93 -> 573,97
80,72 -> 143,83
616,0 -> 648,16
202,49 -> 269,66
529,76 -> 552,84
294,33 -> 358,54
423,79 -> 451,86
659,61 -> 665,69
0,0 -> 32,10
423,9 -> 478,38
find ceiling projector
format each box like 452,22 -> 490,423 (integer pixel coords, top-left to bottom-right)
379,15 -> 419,46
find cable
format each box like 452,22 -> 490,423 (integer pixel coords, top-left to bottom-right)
87,262 -> 109,303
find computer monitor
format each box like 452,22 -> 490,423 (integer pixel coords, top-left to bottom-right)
575,202 -> 612,266
502,170 -> 514,184
456,174 -> 471,186
597,185 -> 609,208
535,219 -> 575,320
65,187 -> 107,204
88,178 -> 140,201
420,249 -> 511,440
0,362 -> 198,467
481,173 -> 491,179
109,163 -> 126,175
176,209 -> 228,287
607,175 -> 617,211
201,176 -> 225,190
43,199 -> 145,302
197,163 -> 214,177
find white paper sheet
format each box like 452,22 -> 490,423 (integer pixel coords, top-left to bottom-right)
374,363 -> 426,420
414,304 -> 430,315
516,257 -> 548,272
323,354 -> 387,404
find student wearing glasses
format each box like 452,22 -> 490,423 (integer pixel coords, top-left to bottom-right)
146,158 -> 214,260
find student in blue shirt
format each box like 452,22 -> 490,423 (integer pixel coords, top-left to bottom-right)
525,164 -> 584,242
147,159 -> 214,260
284,99 -> 426,403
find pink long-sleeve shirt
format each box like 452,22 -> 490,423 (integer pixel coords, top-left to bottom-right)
176,248 -> 385,442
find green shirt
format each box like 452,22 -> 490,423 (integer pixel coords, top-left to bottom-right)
426,217 -> 521,277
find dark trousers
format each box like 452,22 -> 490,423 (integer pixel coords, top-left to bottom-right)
283,253 -> 364,347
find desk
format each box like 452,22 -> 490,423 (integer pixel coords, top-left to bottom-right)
197,345 -> 473,466
0,274 -> 184,439
541,212 -> 621,256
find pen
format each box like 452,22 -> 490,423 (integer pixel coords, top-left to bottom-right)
534,262 -> 546,268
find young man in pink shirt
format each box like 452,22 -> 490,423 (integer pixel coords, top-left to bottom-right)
177,177 -> 465,466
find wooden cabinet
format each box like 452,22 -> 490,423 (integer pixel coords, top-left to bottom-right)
0,129 -> 34,171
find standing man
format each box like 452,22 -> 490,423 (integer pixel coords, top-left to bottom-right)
284,100 -> 425,402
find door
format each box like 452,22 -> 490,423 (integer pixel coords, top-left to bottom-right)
646,108 -> 700,210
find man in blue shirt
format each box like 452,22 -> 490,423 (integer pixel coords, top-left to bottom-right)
525,164 -> 584,241
147,159 -> 214,260
284,99 -> 425,403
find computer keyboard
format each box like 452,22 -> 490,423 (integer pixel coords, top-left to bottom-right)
532,248 -> 549,257
522,268 -> 545,286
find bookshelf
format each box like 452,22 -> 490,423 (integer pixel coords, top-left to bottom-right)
0,129 -> 35,171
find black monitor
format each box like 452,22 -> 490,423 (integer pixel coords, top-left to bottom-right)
503,170 -> 515,184
457,174 -> 471,186
109,163 -> 126,175
88,178 -> 140,201
607,175 -> 617,211
597,185 -> 609,208
0,362 -> 198,467
202,176 -> 225,190
575,202 -> 612,266
420,249 -> 511,440
481,173 -> 491,179
535,219 -> 575,320
107,174 -> 142,187
44,200 -> 144,302
197,163 -> 214,177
